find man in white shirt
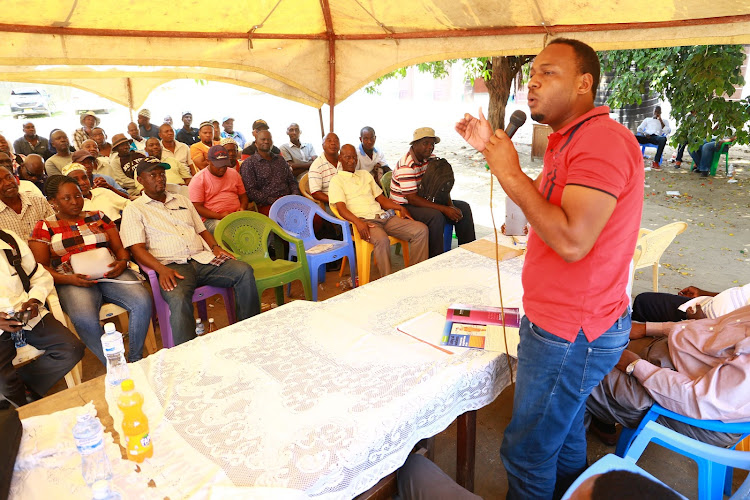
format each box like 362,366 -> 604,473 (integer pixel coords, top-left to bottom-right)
632,282 -> 750,323
0,229 -> 83,407
279,123 -> 317,178
159,123 -> 194,174
356,126 -> 389,183
145,137 -> 192,185
121,158 -> 260,346
127,122 -> 147,151
635,106 -> 671,171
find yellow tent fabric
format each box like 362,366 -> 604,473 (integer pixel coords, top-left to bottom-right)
0,0 -> 748,111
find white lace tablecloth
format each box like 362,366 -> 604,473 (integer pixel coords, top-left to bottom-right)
15,247 -> 524,499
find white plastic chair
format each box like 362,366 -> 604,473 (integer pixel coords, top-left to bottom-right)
633,222 -> 687,292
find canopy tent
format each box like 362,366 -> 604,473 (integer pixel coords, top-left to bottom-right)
1,1 -> 749,129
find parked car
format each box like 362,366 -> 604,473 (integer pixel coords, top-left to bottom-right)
71,89 -> 113,115
9,88 -> 56,117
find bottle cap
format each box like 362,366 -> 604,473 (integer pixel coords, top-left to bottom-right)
120,379 -> 134,391
195,318 -> 201,324
208,318 -> 215,323
103,323 -> 116,333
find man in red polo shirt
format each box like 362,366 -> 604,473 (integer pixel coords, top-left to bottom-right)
457,38 -> 643,499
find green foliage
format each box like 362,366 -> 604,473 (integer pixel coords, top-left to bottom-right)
365,61 -> 457,94
365,58 -> 488,94
599,45 -> 750,149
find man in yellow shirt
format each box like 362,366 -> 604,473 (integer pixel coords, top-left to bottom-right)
329,144 -> 428,277
189,121 -> 215,171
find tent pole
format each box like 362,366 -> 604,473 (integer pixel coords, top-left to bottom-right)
328,37 -> 335,132
320,0 -> 335,132
318,108 -> 325,138
126,78 -> 134,122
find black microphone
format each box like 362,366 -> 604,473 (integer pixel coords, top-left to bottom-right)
504,110 -> 527,139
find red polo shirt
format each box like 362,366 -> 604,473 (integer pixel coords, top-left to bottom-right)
522,106 -> 644,342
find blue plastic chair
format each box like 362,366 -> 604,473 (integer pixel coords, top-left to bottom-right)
269,195 -> 356,301
567,421 -> 750,499
636,133 -> 667,165
616,403 -> 750,497
562,449 -> 682,499
443,222 -> 454,252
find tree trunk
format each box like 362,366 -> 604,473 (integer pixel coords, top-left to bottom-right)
484,55 -> 533,131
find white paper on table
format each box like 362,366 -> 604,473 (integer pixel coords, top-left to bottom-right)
396,311 -> 461,355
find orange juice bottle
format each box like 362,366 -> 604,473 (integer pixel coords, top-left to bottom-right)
117,379 -> 153,462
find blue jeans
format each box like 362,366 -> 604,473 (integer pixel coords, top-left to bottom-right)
689,141 -> 716,172
501,313 -> 631,500
159,259 -> 260,346
57,269 -> 153,365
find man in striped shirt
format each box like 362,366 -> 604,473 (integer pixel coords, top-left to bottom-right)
308,133 -> 341,209
390,127 -> 475,257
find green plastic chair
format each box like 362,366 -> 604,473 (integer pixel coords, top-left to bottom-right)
709,140 -> 733,176
214,212 -> 312,307
380,170 -> 392,198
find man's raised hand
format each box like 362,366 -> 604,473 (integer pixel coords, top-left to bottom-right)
455,108 -> 493,152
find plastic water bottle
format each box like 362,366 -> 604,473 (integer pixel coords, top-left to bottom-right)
378,209 -> 396,220
195,318 -> 205,336
117,379 -> 154,463
207,318 -> 216,333
91,480 -> 122,500
5,307 -> 26,348
101,323 -> 129,388
72,414 -> 112,486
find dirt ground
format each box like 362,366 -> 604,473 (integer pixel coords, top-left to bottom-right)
377,135 -> 750,298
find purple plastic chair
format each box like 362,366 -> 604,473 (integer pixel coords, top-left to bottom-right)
137,260 -> 237,348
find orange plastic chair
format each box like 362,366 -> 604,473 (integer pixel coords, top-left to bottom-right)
299,173 -> 325,210
330,205 -> 410,285
633,222 -> 687,292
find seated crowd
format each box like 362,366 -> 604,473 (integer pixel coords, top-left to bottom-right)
0,110 -> 478,408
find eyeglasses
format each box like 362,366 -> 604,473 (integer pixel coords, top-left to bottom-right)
22,164 -> 47,181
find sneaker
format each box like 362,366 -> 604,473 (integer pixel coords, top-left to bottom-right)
674,161 -> 682,169
700,171 -> 709,177
652,161 -> 662,171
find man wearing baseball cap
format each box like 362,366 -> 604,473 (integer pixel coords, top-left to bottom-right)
390,127 -> 475,257
73,111 -> 99,150
137,109 -> 159,139
188,145 -> 247,234
176,111 -> 199,146
121,156 -> 260,346
220,117 -> 246,150
241,119 -> 280,159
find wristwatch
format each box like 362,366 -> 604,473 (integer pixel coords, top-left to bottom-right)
625,359 -> 640,376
